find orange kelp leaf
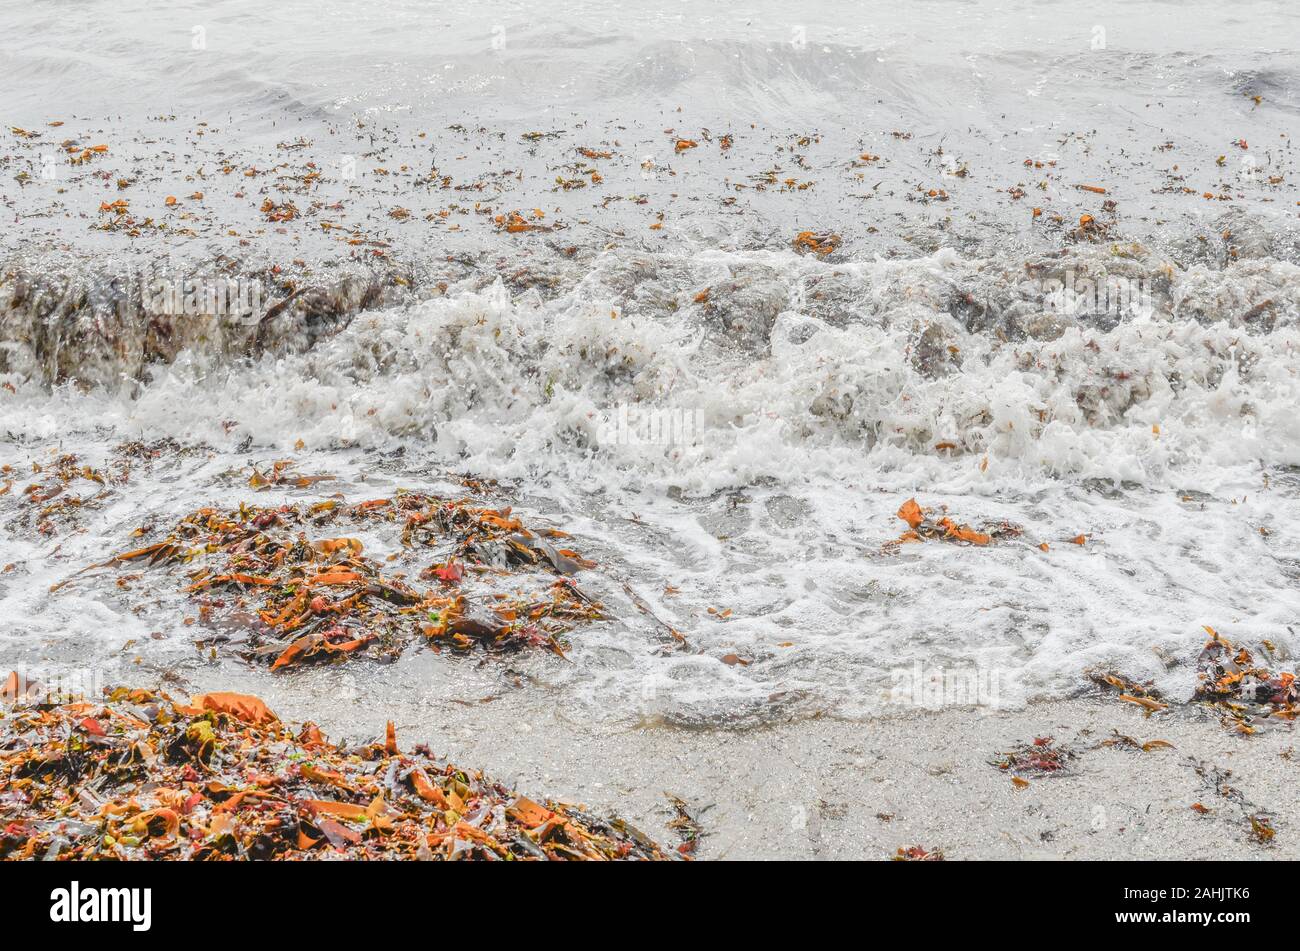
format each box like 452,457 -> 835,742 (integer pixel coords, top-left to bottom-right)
409,766 -> 449,807
186,573 -> 277,591
114,542 -> 176,562
1120,694 -> 1167,713
325,635 -> 374,655
476,510 -> 523,531
1011,776 -> 1030,789
674,139 -> 698,152
897,498 -> 924,529
1190,802 -> 1211,815
385,720 -> 399,756
940,518 -> 990,546
792,230 -> 840,255
303,800 -> 369,821
1070,534 -> 1087,545
130,807 -> 180,839
189,692 -> 280,727
1141,740 -> 1175,752
366,794 -> 394,834
309,570 -> 362,586
1250,815 -> 1274,844
297,828 -> 321,850
298,722 -> 326,747
556,549 -> 598,569
206,813 -> 236,838
495,211 -> 543,233
301,763 -> 352,790
431,560 -> 464,584
507,796 -> 554,828
270,634 -> 318,671
313,538 -> 362,557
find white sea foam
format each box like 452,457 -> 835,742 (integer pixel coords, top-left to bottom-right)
3,244 -> 1298,722
3,0 -> 1299,724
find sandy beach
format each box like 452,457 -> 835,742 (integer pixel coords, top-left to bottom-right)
169,661 -> 1300,860
3,0 -> 1300,865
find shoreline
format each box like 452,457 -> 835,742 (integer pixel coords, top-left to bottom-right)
176,666 -> 1300,860
8,663 -> 1296,859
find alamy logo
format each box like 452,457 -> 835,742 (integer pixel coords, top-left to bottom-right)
144,277 -> 263,320
1040,270 -> 1152,317
49,882 -> 151,931
596,404 -> 705,447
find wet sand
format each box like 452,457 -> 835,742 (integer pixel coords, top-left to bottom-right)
180,661 -> 1300,860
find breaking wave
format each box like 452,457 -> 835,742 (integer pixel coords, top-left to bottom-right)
6,244 -> 1299,492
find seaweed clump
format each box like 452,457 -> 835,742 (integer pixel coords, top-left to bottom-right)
58,492 -> 606,668
0,682 -> 675,861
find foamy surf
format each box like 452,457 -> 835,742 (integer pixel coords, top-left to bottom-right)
2,0 -> 1299,732
3,239 -> 1299,725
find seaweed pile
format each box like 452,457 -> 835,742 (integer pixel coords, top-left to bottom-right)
1087,670 -> 1169,715
1193,628 -> 1299,734
61,492 -> 605,667
2,453 -> 116,538
991,736 -> 1076,776
1090,627 -> 1300,734
0,684 -> 675,861
890,497 -> 1024,548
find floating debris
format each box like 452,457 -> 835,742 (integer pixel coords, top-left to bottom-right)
0,685 -> 675,861
1193,627 -> 1298,733
792,230 -> 840,255
1090,627 -> 1300,732
246,461 -> 335,491
890,498 -> 1023,548
3,452 -> 115,538
493,210 -> 550,234
1087,670 -> 1168,715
